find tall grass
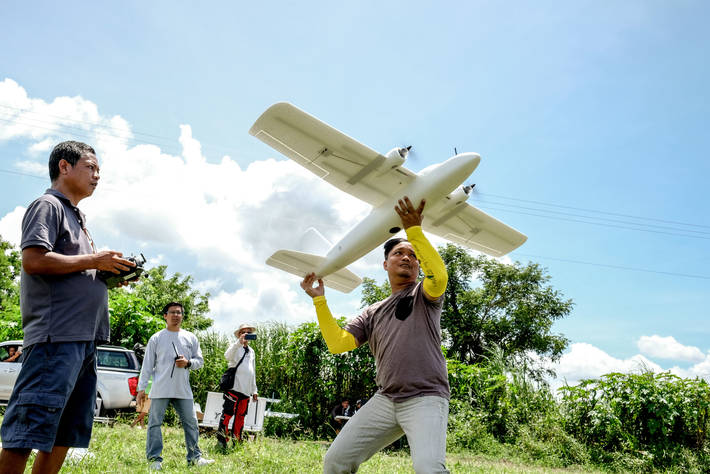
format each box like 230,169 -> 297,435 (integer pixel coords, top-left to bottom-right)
0,416 -> 602,473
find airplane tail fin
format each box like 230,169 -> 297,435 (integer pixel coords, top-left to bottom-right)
297,227 -> 332,255
266,250 -> 362,293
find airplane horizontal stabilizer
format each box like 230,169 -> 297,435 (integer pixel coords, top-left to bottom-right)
266,250 -> 362,293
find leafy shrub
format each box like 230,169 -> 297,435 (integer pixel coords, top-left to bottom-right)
559,371 -> 710,469
108,290 -> 165,348
515,421 -> 590,467
191,331 -> 230,408
447,351 -> 559,443
446,398 -> 498,451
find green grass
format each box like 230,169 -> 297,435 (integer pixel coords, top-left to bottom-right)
0,417 -> 603,473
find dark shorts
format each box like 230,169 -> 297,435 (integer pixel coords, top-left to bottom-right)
0,341 -> 97,452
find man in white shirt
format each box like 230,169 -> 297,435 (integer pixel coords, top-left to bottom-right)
136,302 -> 214,470
217,323 -> 258,449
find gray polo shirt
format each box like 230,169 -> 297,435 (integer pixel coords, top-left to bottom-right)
345,281 -> 450,402
20,189 -> 109,347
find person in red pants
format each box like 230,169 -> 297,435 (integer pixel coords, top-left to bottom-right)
217,324 -> 258,449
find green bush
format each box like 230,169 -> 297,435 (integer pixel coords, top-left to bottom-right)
446,399 -> 498,452
559,371 -> 710,469
447,353 -> 560,443
515,421 -> 590,467
191,331 -> 230,408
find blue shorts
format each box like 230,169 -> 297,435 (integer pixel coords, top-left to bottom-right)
0,341 -> 97,452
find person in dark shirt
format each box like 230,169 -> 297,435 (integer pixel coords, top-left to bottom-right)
0,141 -> 135,474
330,399 -> 353,434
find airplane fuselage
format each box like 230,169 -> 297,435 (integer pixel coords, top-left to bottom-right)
314,152 -> 481,278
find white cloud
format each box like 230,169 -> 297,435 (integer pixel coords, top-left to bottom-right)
547,342 -> 663,392
28,138 -> 54,154
0,206 -> 25,246
637,335 -> 705,363
545,337 -> 710,395
15,160 -> 46,176
670,358 -> 710,380
0,78 -> 124,146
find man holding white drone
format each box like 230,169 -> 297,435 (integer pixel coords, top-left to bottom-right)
301,196 -> 450,474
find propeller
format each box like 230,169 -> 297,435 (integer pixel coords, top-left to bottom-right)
399,145 -> 418,166
396,145 -> 412,159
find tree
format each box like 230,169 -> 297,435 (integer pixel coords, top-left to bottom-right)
359,277 -> 391,307
107,289 -> 165,348
0,236 -> 21,311
439,244 -> 572,365
0,235 -> 22,340
131,265 -> 212,332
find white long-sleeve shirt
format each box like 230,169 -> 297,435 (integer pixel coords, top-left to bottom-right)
224,342 -> 257,396
138,328 -> 203,399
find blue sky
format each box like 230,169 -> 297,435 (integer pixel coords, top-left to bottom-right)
1,1 -> 708,387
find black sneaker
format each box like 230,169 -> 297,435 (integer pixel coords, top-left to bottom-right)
216,431 -> 228,451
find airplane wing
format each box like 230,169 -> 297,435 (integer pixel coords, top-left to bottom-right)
423,202 -> 527,257
249,102 -> 415,207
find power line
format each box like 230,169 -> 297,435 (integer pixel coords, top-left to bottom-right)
513,252 -> 710,281
2,109 -> 707,243
477,204 -> 710,241
476,198 -> 710,236
478,191 -> 710,230
0,163 -> 708,240
1,107 -> 707,230
0,115 -> 184,156
0,104 -> 175,143
0,104 -> 241,156
0,169 -> 46,180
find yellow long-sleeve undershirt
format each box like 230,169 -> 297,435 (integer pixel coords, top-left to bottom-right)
405,225 -> 448,298
312,296 -> 358,354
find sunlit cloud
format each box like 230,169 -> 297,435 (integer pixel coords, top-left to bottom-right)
637,335 -> 705,363
546,342 -> 663,392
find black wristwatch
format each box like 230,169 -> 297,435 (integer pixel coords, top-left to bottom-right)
186,360 -> 192,369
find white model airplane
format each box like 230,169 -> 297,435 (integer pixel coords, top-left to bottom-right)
249,103 -> 527,293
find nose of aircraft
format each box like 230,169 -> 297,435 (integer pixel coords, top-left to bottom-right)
451,152 -> 481,177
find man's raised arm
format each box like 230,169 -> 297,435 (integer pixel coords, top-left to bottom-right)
395,197 -> 448,301
301,273 -> 358,354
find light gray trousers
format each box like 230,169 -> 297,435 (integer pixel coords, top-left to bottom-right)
323,393 -> 449,474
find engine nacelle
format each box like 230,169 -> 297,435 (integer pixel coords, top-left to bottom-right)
428,185 -> 475,225
444,184 -> 474,206
382,147 -> 410,169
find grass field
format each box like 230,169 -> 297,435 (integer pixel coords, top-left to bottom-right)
0,417 -> 602,473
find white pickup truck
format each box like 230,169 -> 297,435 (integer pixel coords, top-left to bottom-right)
0,340 -> 140,415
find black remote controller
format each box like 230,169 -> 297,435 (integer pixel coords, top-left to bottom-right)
97,253 -> 146,289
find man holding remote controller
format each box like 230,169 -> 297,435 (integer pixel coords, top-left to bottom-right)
0,141 -> 136,474
136,302 -> 213,470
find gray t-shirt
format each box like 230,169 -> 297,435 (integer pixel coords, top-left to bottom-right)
20,189 -> 109,347
345,281 -> 450,402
